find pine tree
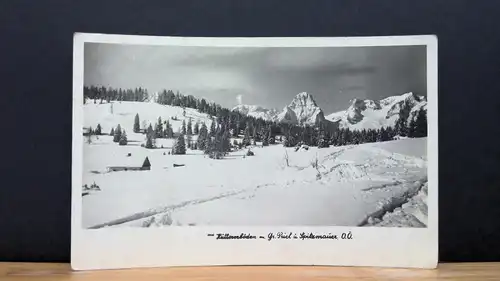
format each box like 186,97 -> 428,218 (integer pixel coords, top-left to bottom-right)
182,120 -> 186,135
268,129 -> 275,145
187,118 -> 193,135
204,137 -> 213,155
197,123 -> 209,150
232,122 -> 240,137
95,124 -> 102,135
113,124 -> 122,142
396,116 -> 409,137
165,120 -> 173,138
172,134 -> 186,155
147,123 -> 154,137
110,127 -> 115,136
119,130 -> 128,145
395,100 -> 411,137
86,128 -> 93,144
145,133 -> 154,149
186,134 -> 193,149
133,113 -> 140,133
283,131 -> 296,147
317,127 -> 329,148
414,108 -> 427,137
208,121 -> 216,137
194,122 -> 199,135
262,129 -> 269,146
155,117 -> 163,138
206,133 -> 224,159
386,126 -> 396,140
242,125 -> 251,146
377,127 -> 386,142
222,130 -> 231,153
408,116 -> 417,138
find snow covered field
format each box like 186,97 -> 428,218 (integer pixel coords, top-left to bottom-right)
82,101 -> 428,229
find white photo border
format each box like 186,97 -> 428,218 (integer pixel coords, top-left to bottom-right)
71,33 -> 438,270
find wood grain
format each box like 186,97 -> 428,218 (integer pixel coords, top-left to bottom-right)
1,262 -> 500,280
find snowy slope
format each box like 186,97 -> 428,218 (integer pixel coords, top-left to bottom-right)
82,134 -> 428,228
276,92 -> 326,126
232,104 -> 279,121
84,100 -> 215,144
326,92 -> 427,130
367,181 -> 428,227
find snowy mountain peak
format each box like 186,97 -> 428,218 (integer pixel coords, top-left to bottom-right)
277,92 -> 326,126
290,92 -> 319,108
326,92 -> 427,130
380,92 -> 425,107
232,104 -> 279,121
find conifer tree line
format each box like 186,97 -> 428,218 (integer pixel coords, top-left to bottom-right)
85,85 -> 427,152
281,107 -> 427,148
84,86 -> 149,103
140,99 -> 425,152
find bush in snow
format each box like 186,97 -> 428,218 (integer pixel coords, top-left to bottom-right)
90,182 -> 101,191
209,151 -> 224,159
83,182 -> 101,192
142,217 -> 156,227
159,213 -> 173,226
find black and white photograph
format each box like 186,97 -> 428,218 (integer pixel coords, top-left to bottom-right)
79,38 -> 431,229
71,34 -> 438,270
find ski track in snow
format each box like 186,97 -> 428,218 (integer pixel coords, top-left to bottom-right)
358,177 -> 428,227
88,183 -> 278,229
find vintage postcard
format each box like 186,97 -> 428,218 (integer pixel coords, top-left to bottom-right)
72,33 -> 438,270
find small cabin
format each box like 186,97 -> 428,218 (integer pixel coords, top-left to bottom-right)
83,127 -> 91,136
107,166 -> 149,172
107,157 -> 151,172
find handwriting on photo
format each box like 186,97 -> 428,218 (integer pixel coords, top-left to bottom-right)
206,232 -> 353,241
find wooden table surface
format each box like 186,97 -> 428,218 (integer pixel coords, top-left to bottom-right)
1,262 -> 499,280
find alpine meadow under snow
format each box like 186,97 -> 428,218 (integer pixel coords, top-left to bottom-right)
82,86 -> 428,229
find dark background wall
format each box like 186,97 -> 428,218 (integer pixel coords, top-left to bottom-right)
0,0 -> 499,263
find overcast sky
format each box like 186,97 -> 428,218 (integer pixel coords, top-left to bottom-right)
84,43 -> 426,114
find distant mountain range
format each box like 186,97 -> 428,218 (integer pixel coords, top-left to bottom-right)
232,91 -> 427,130
231,105 -> 280,122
